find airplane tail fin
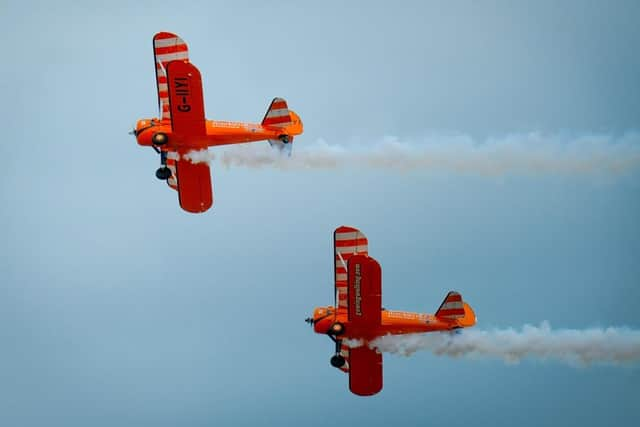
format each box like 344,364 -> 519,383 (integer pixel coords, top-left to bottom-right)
262,98 -> 303,156
435,291 -> 476,328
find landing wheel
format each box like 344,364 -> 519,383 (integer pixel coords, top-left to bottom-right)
278,134 -> 290,144
330,354 -> 346,368
155,167 -> 172,180
152,132 -> 168,146
328,322 -> 345,336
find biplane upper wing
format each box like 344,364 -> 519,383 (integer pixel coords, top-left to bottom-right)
334,226 -> 369,310
153,32 -> 189,121
347,254 -> 382,328
173,154 -> 213,213
166,60 -> 207,137
349,346 -> 383,396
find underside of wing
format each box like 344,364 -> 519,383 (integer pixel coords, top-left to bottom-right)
175,157 -> 213,213
153,32 -> 189,120
165,150 -> 179,191
334,226 -> 369,310
349,346 -> 383,396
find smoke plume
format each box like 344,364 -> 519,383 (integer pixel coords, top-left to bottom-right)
213,132 -> 640,175
365,322 -> 640,366
183,149 -> 215,164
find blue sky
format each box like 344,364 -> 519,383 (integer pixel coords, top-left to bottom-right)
1,1 -> 639,425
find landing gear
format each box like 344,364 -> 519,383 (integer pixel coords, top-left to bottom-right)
328,322 -> 344,336
278,134 -> 290,144
330,354 -> 346,368
152,132 -> 168,146
328,333 -> 346,369
155,167 -> 172,180
155,150 -> 171,180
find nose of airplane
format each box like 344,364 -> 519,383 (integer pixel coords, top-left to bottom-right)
305,307 -> 326,333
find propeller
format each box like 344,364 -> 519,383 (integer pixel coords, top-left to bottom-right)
304,317 -> 314,327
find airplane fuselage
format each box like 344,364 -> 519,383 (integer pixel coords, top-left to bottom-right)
311,306 -> 467,340
135,111 -> 303,149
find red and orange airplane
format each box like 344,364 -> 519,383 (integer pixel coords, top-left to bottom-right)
305,226 -> 477,396
131,32 -> 303,213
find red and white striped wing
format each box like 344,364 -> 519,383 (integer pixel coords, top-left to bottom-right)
338,343 -> 350,373
165,150 -> 179,191
153,32 -> 189,120
334,226 -> 369,310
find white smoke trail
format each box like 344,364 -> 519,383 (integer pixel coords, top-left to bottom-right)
366,322 -> 640,366
183,149 -> 215,164
215,132 -> 640,175
343,338 -> 365,348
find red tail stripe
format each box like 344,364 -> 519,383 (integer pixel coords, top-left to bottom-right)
270,101 -> 288,110
154,44 -> 188,55
437,308 -> 466,316
154,33 -> 178,40
263,116 -> 291,125
335,239 -> 368,247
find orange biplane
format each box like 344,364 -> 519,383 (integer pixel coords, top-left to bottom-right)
305,226 -> 477,396
131,32 -> 303,213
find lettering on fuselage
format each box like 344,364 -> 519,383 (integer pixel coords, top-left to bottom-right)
386,311 -> 429,321
173,77 -> 191,112
354,263 -> 362,316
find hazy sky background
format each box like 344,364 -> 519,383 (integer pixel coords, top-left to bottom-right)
1,1 -> 639,426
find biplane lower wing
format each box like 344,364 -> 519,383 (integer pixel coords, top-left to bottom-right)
175,157 -> 213,213
347,254 -> 382,328
349,346 -> 383,396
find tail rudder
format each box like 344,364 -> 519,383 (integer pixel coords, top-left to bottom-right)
263,98 -> 303,156
262,97 -> 293,128
435,291 -> 476,328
